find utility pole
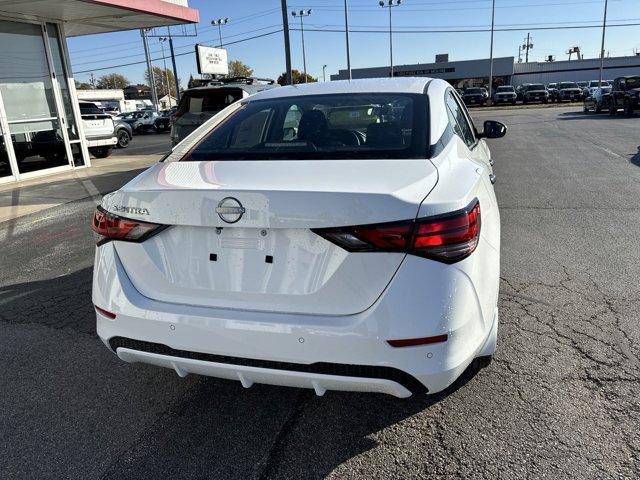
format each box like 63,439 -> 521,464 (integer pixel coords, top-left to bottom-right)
281,0 -> 293,85
323,64 -> 327,81
166,28 -> 181,102
598,0 -> 608,86
211,18 -> 230,47
522,33 -> 533,63
140,28 -> 158,109
517,45 -> 522,63
159,37 -> 173,106
488,0 -> 496,99
292,10 -> 312,82
379,0 -> 402,77
344,0 -> 352,80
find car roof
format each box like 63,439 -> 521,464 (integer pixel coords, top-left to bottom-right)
185,83 -> 274,95
249,77 -> 433,101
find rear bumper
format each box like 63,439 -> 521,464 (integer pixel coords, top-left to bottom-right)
94,239 -> 499,397
87,136 -> 117,147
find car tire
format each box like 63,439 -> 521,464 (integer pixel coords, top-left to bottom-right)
90,147 -> 112,159
116,129 -> 131,148
583,104 -> 589,113
512,100 -> 516,105
471,355 -> 493,370
595,104 -> 602,113
609,103 -> 617,116
624,99 -> 634,117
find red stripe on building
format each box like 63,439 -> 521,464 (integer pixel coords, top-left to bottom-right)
81,0 -> 199,23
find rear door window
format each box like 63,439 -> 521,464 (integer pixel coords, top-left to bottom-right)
445,91 -> 476,148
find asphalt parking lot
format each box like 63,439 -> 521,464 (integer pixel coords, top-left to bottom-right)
1,105 -> 639,479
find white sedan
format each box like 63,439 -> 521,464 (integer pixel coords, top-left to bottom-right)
92,78 -> 506,397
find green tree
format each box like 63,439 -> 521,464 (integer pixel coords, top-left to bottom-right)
277,69 -> 317,86
145,66 -> 180,98
96,73 -> 129,89
75,80 -> 94,90
227,60 -> 253,78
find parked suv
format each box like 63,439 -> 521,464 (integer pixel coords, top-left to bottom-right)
492,85 -> 517,105
79,102 -> 117,158
462,87 -> 489,106
609,76 -> 640,116
521,83 -> 549,104
552,82 -> 583,103
171,77 -> 278,146
113,119 -> 133,148
583,86 -> 612,113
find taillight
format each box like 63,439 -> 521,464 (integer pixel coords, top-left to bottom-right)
313,200 -> 481,264
91,206 -> 167,246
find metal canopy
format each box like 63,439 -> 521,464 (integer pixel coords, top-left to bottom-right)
0,0 -> 199,36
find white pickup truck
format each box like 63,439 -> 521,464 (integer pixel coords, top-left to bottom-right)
79,102 -> 117,158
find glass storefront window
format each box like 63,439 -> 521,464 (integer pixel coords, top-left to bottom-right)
0,19 -> 76,177
10,119 -> 68,174
0,21 -> 58,122
46,23 -> 80,141
0,132 -> 12,178
70,142 -> 84,167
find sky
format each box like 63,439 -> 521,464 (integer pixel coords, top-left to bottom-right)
66,0 -> 640,87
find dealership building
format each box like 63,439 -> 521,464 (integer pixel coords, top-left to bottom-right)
331,55 -> 640,88
0,0 -> 198,184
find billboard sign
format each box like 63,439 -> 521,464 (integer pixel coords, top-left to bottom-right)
195,45 -> 229,75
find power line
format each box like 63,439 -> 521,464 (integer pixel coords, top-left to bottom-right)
289,0 -> 623,12
68,7 -> 281,56
71,24 -> 283,67
73,29 -> 283,75
305,17 -> 640,30
291,22 -> 640,34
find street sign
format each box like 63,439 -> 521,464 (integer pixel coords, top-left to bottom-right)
195,45 -> 229,75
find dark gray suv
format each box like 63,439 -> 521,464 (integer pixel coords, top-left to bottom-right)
170,77 -> 277,146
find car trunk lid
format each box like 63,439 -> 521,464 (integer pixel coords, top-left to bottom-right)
103,159 -> 438,316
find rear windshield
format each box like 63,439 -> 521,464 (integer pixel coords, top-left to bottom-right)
465,88 -> 482,94
182,93 -> 428,161
559,82 -> 578,89
79,103 -> 102,115
176,88 -> 244,116
626,77 -> 640,89
526,84 -> 545,91
497,86 -> 514,92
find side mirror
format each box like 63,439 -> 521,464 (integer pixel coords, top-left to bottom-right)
480,120 -> 507,139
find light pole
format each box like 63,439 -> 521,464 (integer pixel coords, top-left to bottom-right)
323,64 -> 327,81
158,37 -> 173,107
140,29 -> 158,109
378,0 -> 402,77
488,0 -> 495,99
598,0 -> 608,86
292,9 -> 312,82
344,0 -> 352,80
211,18 -> 230,47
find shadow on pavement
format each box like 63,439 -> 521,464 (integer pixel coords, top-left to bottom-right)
0,266 -> 482,479
0,167 -> 146,207
557,110 -> 637,120
631,146 -> 640,167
